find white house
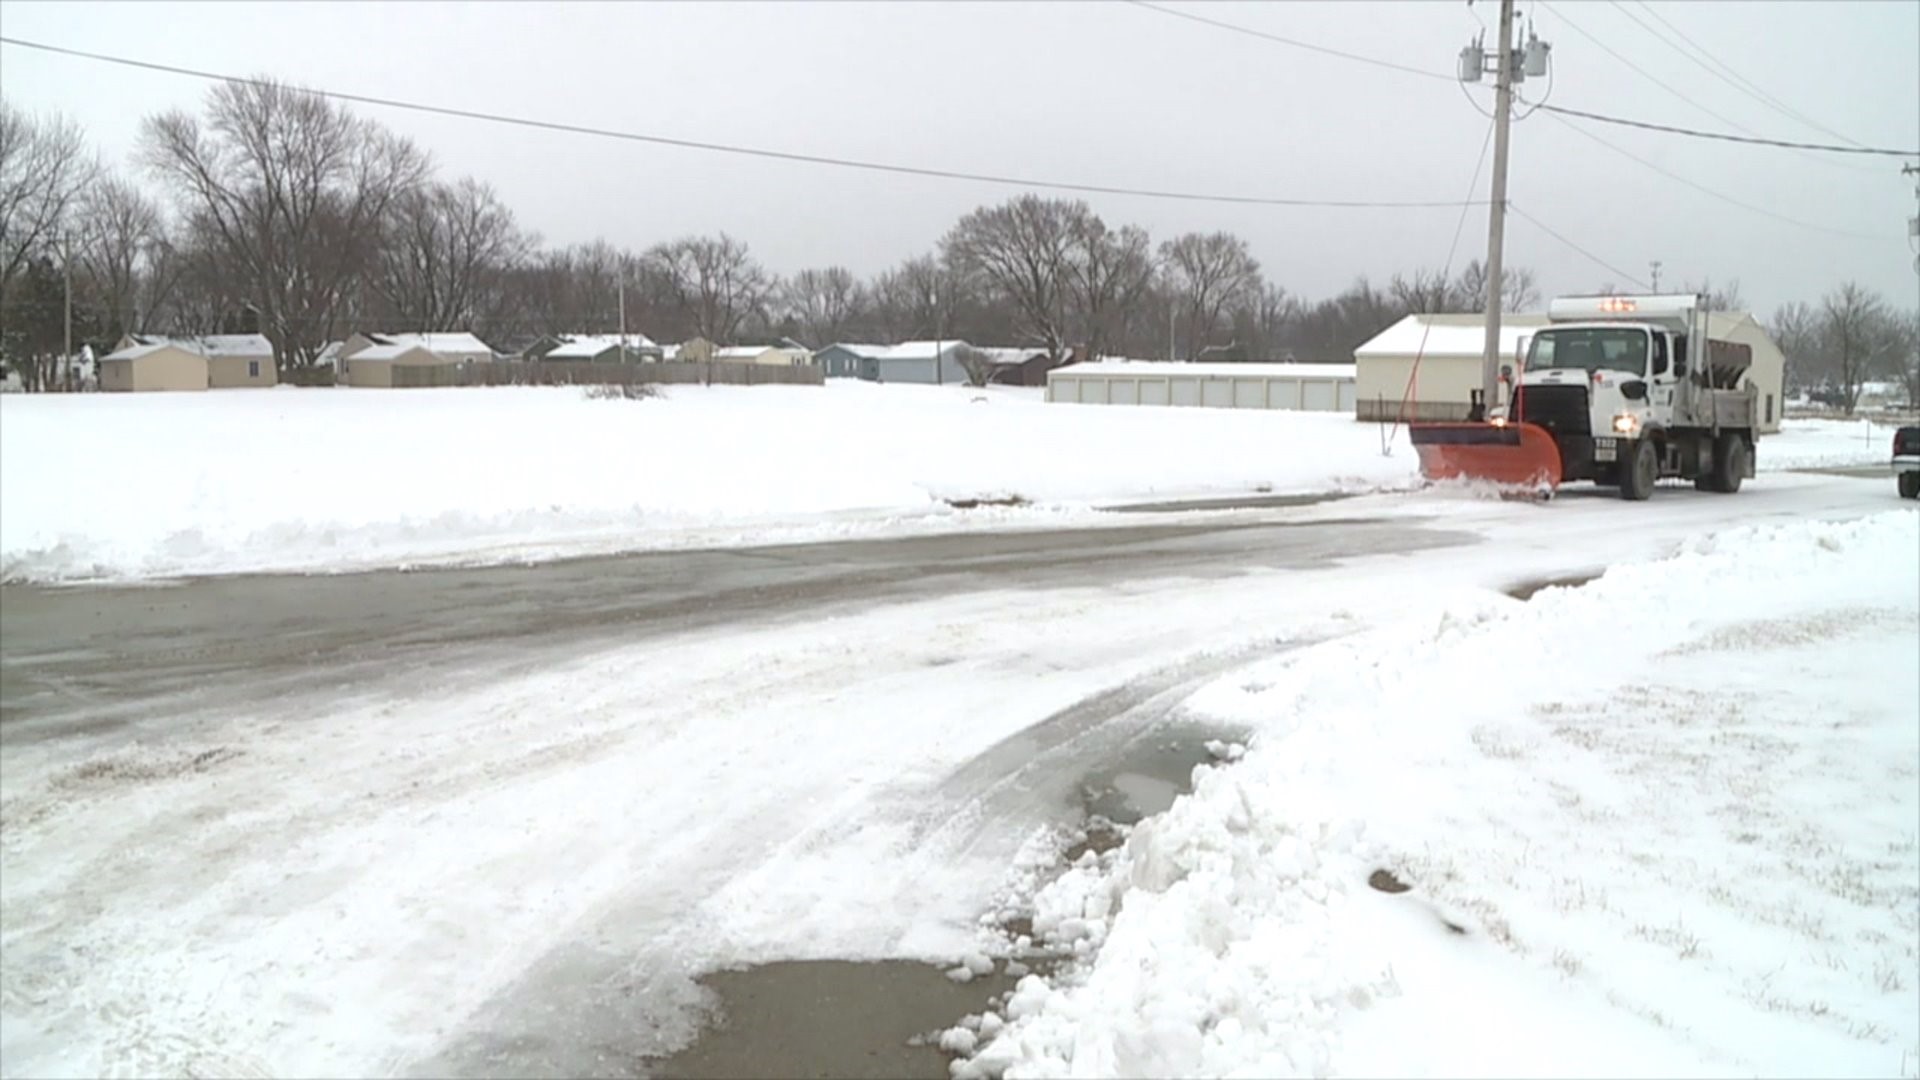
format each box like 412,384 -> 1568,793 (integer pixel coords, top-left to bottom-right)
542,333 -> 661,363
109,333 -> 276,390
861,340 -> 969,384
714,343 -> 811,366
341,332 -> 494,367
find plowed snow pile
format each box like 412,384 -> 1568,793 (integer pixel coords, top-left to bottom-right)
958,512 -> 1920,1079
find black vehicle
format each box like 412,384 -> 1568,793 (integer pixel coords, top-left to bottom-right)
1894,426 -> 1920,499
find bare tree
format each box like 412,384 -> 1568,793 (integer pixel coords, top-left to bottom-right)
1768,301 -> 1822,393
647,232 -> 772,343
1160,231 -> 1261,359
1388,267 -> 1467,315
869,254 -> 967,342
74,173 -> 173,340
0,100 -> 95,291
1456,259 -> 1539,313
781,266 -> 865,346
954,343 -> 997,387
1680,277 -> 1745,312
1819,281 -> 1888,415
942,195 -> 1082,363
140,79 -> 430,368
1068,217 -> 1155,362
373,177 -> 530,332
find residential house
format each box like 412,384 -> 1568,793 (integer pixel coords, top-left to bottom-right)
341,342 -> 459,388
341,331 -> 494,367
978,346 -> 1059,387
661,338 -> 716,364
714,339 -> 812,367
814,343 -> 887,379
540,333 -> 664,363
860,340 -> 970,385
99,339 -> 209,392
115,333 -> 276,389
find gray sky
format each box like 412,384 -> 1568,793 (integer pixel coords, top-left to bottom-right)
2,0 -> 1916,316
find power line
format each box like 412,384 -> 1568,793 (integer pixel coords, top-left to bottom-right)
1624,0 -> 1871,151
1125,0 -> 1916,158
0,35 -> 1482,211
1536,1 -> 1767,142
1534,103 -> 1915,158
1538,109 -> 1886,240
1122,0 -> 1455,82
1507,204 -> 1651,290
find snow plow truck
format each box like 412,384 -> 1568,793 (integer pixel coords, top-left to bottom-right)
1412,293 -> 1760,499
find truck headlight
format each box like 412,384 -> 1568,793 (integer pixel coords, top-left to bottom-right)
1612,413 -> 1641,435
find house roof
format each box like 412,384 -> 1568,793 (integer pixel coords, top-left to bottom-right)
544,333 -> 659,359
366,331 -> 494,355
128,333 -> 273,358
976,346 -> 1050,367
350,342 -> 438,362
820,343 -> 890,358
103,341 -> 199,363
1056,360 -> 1358,380
714,345 -> 774,360
1352,314 -> 1551,360
877,340 -> 970,362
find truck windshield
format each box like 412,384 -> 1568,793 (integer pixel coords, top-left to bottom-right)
1527,328 -> 1648,376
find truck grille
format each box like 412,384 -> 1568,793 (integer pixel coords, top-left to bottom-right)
1514,384 -> 1590,438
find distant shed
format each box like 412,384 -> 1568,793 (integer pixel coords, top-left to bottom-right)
1045,361 -> 1357,412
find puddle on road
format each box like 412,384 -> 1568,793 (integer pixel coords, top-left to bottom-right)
1079,724 -> 1244,826
1504,570 -> 1602,601
642,961 -> 1017,1080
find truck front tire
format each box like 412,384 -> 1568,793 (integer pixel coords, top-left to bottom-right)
1620,438 -> 1657,501
1900,472 -> 1920,499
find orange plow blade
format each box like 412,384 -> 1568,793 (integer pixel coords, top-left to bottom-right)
1409,421 -> 1564,491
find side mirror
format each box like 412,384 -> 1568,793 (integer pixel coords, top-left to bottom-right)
1673,358 -> 1688,378
1621,380 -> 1648,401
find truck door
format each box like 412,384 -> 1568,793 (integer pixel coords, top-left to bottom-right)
1649,332 -> 1676,411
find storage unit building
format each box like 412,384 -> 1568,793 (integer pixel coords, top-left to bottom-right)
1045,361 -> 1357,412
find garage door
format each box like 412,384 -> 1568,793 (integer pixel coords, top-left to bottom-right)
1170,377 -> 1200,407
1233,379 -> 1265,408
1078,378 -> 1107,404
1303,380 -> 1336,411
1110,379 -> 1139,405
1337,382 -> 1357,412
1141,379 -> 1170,406
1049,377 -> 1075,402
1268,379 -> 1301,410
1202,379 -> 1232,407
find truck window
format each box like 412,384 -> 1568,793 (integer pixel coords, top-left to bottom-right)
1650,333 -> 1668,376
1526,328 -> 1649,376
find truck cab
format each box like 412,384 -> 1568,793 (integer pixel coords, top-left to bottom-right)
1503,294 -> 1758,499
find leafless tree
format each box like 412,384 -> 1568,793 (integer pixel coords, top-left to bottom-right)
1819,281 -> 1888,415
646,232 -> 772,343
0,100 -> 96,292
373,177 -> 530,332
1232,283 -> 1302,360
1068,217 -> 1155,363
1455,259 -> 1539,313
954,343 -> 997,387
1680,277 -> 1745,312
140,79 -> 430,368
74,173 -> 174,340
1159,231 -> 1261,359
781,266 -> 865,346
1768,301 -> 1822,392
1388,267 -> 1467,314
942,195 -> 1082,363
869,254 -> 967,342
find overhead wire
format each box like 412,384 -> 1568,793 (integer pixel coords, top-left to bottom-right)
0,35 -> 1482,211
1531,104 -> 1915,158
1506,204 -> 1652,290
1624,0 -> 1873,151
1122,0 -> 1457,82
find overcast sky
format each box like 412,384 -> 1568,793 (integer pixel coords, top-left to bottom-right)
2,0 -> 1915,316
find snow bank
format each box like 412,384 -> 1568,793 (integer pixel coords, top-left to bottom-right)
0,384 -> 1418,583
961,512 -> 1920,1078
1764,417 -> 1907,469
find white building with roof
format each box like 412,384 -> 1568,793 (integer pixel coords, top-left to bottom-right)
1046,360 -> 1356,412
341,332 -> 494,367
542,334 -> 661,363
859,340 -> 970,384
108,334 -> 276,390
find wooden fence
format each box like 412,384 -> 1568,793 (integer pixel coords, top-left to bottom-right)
391,360 -> 823,389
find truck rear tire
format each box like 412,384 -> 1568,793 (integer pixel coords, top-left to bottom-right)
1901,472 -> 1920,499
1711,433 -> 1748,494
1620,438 -> 1656,501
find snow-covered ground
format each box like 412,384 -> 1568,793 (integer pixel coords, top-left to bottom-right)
0,463 -> 1909,1078
3,384 -> 1900,583
958,512 -> 1920,1079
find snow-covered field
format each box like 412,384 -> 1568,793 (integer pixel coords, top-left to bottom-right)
958,512 -> 1920,1079
2,384 -> 1900,583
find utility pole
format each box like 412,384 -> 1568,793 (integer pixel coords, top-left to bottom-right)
1459,0 -> 1548,416
62,229 -> 73,393
1169,304 -> 1177,362
1477,0 -> 1517,415
618,274 -> 628,360
1649,260 -> 1663,292
934,285 -> 944,386
1904,163 -> 1919,280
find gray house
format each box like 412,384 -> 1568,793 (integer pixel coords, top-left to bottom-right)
814,343 -> 885,379
860,340 -> 970,385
